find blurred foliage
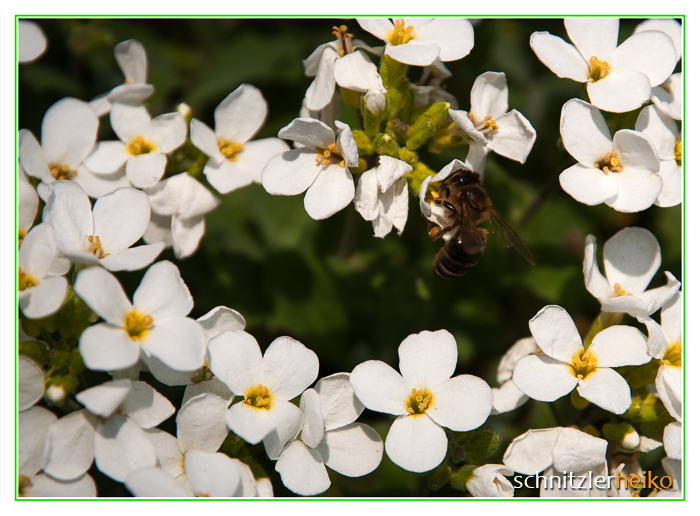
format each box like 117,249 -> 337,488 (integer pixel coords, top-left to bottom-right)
18,17 -> 682,498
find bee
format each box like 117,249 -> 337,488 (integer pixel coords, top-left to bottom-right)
423,168 -> 535,279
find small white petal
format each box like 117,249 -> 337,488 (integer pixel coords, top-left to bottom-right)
587,70 -> 651,113
503,427 -> 561,475
92,187 -> 151,253
319,423 -> 383,477
304,164 -> 355,220
144,428 -> 185,481
398,329 -> 457,390
551,427 -> 607,473
497,337 -> 538,384
262,401 -> 304,461
426,374 -> 492,431
275,440 -> 330,496
18,21 -> 47,63
513,354 -> 578,402
565,18 -> 619,61
651,74 -> 682,120
19,406 -> 57,477
335,121 -> 358,168
530,32 -> 589,82
126,153 -> 167,189
467,464 -> 514,498
577,367 -> 631,414
603,227 -> 660,295
94,414 -> 157,482
350,360 -> 410,416
146,113 -> 186,153
114,39 -> 148,84
225,401 -> 275,445
73,165 -> 132,198
73,266 -> 132,326
300,389 -> 325,449
141,317 -> 206,372
260,336 -> 319,401
491,380 -> 529,415
583,235 -> 614,303
99,243 -> 165,272
110,103 -> 152,143
125,468 -> 191,497
334,51 -> 384,94
215,84 -> 268,144
41,98 -> 99,168
376,155 -> 412,193
588,326 -> 651,367
107,83 -> 154,105
185,450 -> 241,497
314,373 -> 365,431
655,160 -> 682,207
19,356 -> 44,411
76,379 -> 132,418
44,410 -> 96,481
611,30 -> 676,87
656,365 -> 682,422
133,260 -> 193,319
121,380 -> 175,429
83,141 -> 130,174
528,305 -> 583,362
78,323 -> 141,371
24,473 -> 96,497
664,422 -> 682,460
190,118 -> 223,163
606,167 -> 663,213
486,110 -> 536,163
198,305 -> 246,339
262,148 -> 323,196
415,18 -> 474,62
20,276 -> 68,320
207,330 -> 262,395
182,377 -> 233,406
18,129 -> 50,183
279,117 -> 335,150
560,163 -> 619,207
385,415 -> 447,473
470,72 -> 509,120
177,393 -> 229,454
385,40 -> 440,67
19,180 -> 39,234
354,168 -> 380,221
560,99 -> 612,167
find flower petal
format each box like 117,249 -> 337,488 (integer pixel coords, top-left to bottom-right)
275,440 -> 330,496
215,84 -> 268,144
19,180 -> 39,234
44,409 -> 96,481
651,73 -> 682,120
121,380 -> 175,429
426,374 -> 492,431
486,110 -> 536,163
300,389 -> 325,449
114,39 -> 147,84
83,141 -> 130,174
470,72 -> 508,119
335,121 -> 358,168
190,118 -> 223,163
99,243 -> 165,272
304,164 -> 355,220
354,168 -> 379,221
656,365 -> 682,422
385,415 -> 446,473
207,330 -> 262,395
73,165 -> 132,198
587,70 -> 651,113
385,40 -> 440,67
78,323 -> 141,371
350,360 -> 410,416
145,113 -> 186,153
225,401 -> 275,445
184,450 -> 241,497
314,373 -> 365,431
606,167 -> 663,213
655,160 -> 682,207
262,401 -> 305,460
356,18 -> 394,43
319,423 -> 383,477
19,276 -> 68,320
635,106 -> 678,160
260,336 -> 319,401
491,379 -> 529,415
19,406 -> 57,477
512,354 -> 578,402
92,187 -> 150,253
588,325 -> 650,367
528,305 -> 583,362
577,367 -> 631,414
564,18 -> 619,61
19,356 -> 44,411
24,473 -> 96,497
279,117 -> 335,150
76,379 -> 132,418
376,155 -> 412,193
611,30 -> 676,87
141,317 -> 206,372
661,291 -> 682,343
73,266 -> 132,325
583,235 -> 614,303
110,102 -> 152,143
503,427 -> 561,475
261,148 -> 323,196
94,413 -> 157,482
18,21 -> 47,63
415,18 -> 474,62
560,99 -> 612,167
125,153 -> 167,189
133,260 -> 193,318
45,180 -> 94,259
333,51 -> 384,93
125,468 -> 191,497
18,129 -> 51,183
551,427 -> 607,473
664,422 -> 682,460
603,227 -> 660,295
41,98 -> 98,167
198,305 -> 246,340
530,32 -> 589,82
177,393 -> 229,454
398,329 -> 457,389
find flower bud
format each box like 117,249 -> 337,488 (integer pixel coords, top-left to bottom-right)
466,465 -> 515,498
364,88 -> 386,115
406,101 -> 450,151
373,133 -> 400,159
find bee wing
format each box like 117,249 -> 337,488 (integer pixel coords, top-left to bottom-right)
488,210 -> 536,265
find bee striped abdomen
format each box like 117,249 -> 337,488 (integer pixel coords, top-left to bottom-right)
432,238 -> 484,279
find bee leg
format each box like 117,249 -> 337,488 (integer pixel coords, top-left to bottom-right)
422,213 -> 460,241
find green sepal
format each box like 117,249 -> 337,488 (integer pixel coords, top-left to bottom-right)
404,161 -> 435,196
571,388 -> 590,410
450,464 -> 477,492
398,147 -> 418,167
349,157 -> 368,175
462,429 -> 501,461
218,431 -> 250,460
361,97 -> 381,138
602,422 -> 638,448
57,288 -> 96,340
383,77 -> 411,123
373,133 -> 400,159
428,132 -> 469,154
20,313 -> 58,337
69,348 -> 85,376
353,129 -> 375,156
397,86 -> 414,122
623,390 -> 676,429
429,465 -> 452,491
379,54 -> 408,89
406,101 -> 450,151
623,360 -> 661,389
19,340 -> 48,365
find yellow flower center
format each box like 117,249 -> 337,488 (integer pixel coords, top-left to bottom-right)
218,139 -> 244,161
18,268 -> 38,291
315,143 -> 345,168
127,135 -> 155,156
588,56 -> 611,82
570,349 -> 598,379
48,162 -> 76,181
674,139 -> 682,168
613,283 -> 634,296
244,384 -> 273,410
594,152 -> 623,174
663,341 -> 682,368
18,475 -> 31,497
332,25 -> 354,57
468,113 -> 499,133
406,388 -> 433,415
87,235 -> 109,259
123,310 -> 153,340
387,19 -> 416,46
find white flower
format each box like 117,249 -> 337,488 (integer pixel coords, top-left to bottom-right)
491,337 -> 537,415
89,39 -> 154,117
43,379 -> 173,483
513,305 -> 650,414
74,261 -> 206,372
635,105 -> 682,207
83,103 -> 186,189
467,464 -> 514,497
19,356 -> 45,411
125,450 -> 245,497
450,72 -> 536,170
358,18 -> 474,67
142,172 -> 220,259
633,19 -> 682,64
273,374 -> 383,496
143,305 -> 245,387
640,291 -> 682,422
207,330 -> 319,445
300,92 -> 340,130
531,18 -> 676,112
18,20 -> 47,63
46,181 -> 164,271
303,25 -> 385,111
190,84 -> 289,194
650,73 -> 682,121
663,422 -> 682,461
19,179 -> 38,245
652,458 -> 682,497
354,155 -> 411,237
18,224 -> 69,319
262,118 -> 358,220
504,427 -> 608,498
18,98 -> 117,200
584,227 -> 680,318
350,329 -> 493,473
559,99 -> 663,212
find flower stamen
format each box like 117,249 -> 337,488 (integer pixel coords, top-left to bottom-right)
594,152 -> 623,173
123,310 -> 153,341
126,136 -> 155,156
48,162 -> 77,181
588,56 -> 611,82
315,143 -> 345,168
218,139 -> 245,161
663,342 -> 682,367
387,19 -> 416,46
613,283 -> 633,296
571,349 -> 598,379
674,139 -> 682,167
332,25 -> 354,57
18,269 -> 37,291
87,235 -> 109,259
406,387 -> 433,415
468,113 -> 499,133
244,384 -> 273,410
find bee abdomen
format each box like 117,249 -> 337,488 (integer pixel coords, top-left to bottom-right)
432,239 -> 484,279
